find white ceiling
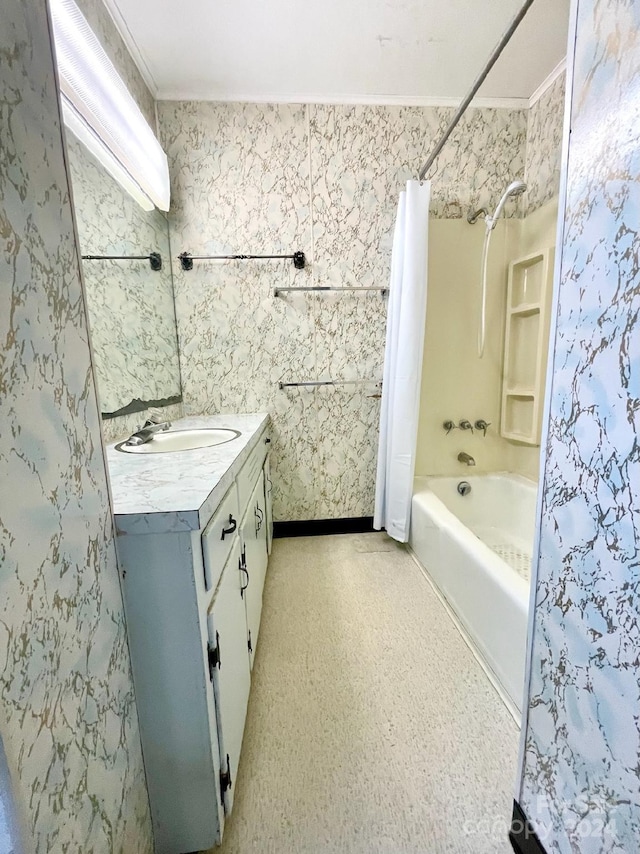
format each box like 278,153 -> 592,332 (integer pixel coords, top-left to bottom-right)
105,0 -> 570,105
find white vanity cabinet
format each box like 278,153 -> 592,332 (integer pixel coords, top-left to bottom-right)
113,419 -> 272,854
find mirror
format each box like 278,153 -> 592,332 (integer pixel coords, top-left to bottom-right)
66,134 -> 181,418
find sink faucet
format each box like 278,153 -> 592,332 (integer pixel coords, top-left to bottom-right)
125,417 -> 172,447
458,452 -> 476,466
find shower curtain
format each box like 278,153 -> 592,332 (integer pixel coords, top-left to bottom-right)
374,179 -> 430,542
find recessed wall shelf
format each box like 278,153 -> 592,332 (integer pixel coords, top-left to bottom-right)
501,248 -> 554,445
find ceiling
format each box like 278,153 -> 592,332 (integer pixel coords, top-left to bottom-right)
105,0 -> 571,105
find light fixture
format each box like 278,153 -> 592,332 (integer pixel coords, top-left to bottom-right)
50,0 -> 170,212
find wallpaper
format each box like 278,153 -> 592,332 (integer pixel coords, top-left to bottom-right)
518,1 -> 640,851
0,4 -> 153,851
67,135 -> 182,424
525,71 -> 566,214
158,100 -> 527,520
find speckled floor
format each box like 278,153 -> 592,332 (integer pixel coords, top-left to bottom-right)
208,533 -> 519,854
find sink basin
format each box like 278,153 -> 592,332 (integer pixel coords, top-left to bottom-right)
115,428 -> 241,454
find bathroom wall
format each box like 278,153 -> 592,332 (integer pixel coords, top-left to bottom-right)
525,71 -> 566,214
517,1 -> 640,850
158,101 -> 526,520
0,2 -> 153,850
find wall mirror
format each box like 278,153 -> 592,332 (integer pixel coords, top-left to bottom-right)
67,135 -> 182,419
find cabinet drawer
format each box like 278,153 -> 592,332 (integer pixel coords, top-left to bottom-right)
236,431 -> 269,513
202,486 -> 240,592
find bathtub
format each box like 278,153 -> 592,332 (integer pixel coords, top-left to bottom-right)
410,473 -> 536,715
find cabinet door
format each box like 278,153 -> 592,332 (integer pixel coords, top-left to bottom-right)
240,472 -> 268,668
263,455 -> 273,554
207,540 -> 251,817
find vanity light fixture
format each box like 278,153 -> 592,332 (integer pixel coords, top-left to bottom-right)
50,0 -> 170,212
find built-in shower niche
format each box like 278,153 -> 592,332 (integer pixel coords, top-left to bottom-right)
501,248 -> 554,445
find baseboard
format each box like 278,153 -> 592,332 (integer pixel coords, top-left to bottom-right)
509,801 -> 548,854
273,517 -> 375,538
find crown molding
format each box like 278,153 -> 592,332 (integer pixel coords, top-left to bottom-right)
528,58 -> 566,107
156,90 -> 529,110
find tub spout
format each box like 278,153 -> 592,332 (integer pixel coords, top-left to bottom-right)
458,452 -> 476,466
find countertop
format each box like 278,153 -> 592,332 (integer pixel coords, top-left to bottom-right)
106,413 -> 270,535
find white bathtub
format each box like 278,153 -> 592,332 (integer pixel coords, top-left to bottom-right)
410,473 -> 536,714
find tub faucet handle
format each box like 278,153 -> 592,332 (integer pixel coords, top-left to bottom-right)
459,419 -> 473,432
474,419 -> 491,436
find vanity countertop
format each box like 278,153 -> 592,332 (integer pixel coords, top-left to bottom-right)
106,413 -> 270,535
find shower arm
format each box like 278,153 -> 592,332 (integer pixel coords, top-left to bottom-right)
418,0 -> 535,181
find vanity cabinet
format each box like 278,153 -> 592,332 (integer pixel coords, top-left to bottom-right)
114,421 -> 272,854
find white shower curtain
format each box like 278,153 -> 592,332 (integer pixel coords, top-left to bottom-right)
374,180 -> 430,542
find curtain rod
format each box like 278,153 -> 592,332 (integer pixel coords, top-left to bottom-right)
418,0 -> 536,181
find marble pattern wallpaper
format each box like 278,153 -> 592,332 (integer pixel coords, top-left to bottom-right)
158,100 -> 527,520
518,1 -> 640,851
0,3 -> 153,851
67,135 -> 182,424
525,71 -> 566,214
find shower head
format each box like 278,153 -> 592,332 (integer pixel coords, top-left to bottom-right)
486,179 -> 527,229
505,179 -> 527,196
